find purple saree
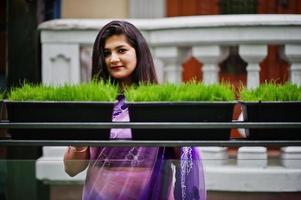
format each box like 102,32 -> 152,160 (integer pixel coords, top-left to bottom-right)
82,95 -> 206,200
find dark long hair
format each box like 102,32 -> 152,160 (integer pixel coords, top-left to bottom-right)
92,20 -> 158,84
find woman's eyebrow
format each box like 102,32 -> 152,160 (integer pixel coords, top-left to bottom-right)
105,45 -> 128,50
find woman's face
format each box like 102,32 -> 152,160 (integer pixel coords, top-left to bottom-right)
104,34 -> 137,84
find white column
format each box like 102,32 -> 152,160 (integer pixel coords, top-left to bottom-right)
154,46 -> 188,83
41,40 -> 82,184
284,44 -> 301,86
192,45 -> 229,84
239,44 -> 267,89
42,43 -> 81,85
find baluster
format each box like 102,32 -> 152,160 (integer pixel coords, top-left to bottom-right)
154,46 -> 189,83
239,44 -> 267,89
192,45 -> 229,84
284,44 -> 301,86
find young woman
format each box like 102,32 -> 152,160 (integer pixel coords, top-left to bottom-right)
64,20 -> 206,200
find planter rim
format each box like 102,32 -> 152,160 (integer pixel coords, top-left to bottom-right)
4,100 -> 115,104
126,101 -> 237,104
239,101 -> 301,104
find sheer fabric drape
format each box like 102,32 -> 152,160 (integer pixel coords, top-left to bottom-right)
82,95 -> 206,200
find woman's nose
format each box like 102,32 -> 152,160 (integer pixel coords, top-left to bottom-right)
110,52 -> 120,63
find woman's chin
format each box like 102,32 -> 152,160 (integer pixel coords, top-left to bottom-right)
111,73 -> 130,80
112,75 -> 125,79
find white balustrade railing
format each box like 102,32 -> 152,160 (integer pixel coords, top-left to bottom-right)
39,14 -> 301,87
37,15 -> 301,193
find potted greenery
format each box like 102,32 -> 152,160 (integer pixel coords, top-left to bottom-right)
5,81 -> 118,140
125,82 -> 236,140
240,83 -> 301,140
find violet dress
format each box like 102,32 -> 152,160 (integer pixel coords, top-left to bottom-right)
82,95 -> 206,200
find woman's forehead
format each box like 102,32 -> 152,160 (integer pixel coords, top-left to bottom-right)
104,34 -> 130,49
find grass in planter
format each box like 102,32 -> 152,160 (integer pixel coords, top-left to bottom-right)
125,82 -> 235,102
8,81 -> 119,102
240,83 -> 301,101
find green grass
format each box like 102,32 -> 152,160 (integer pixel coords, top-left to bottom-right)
9,82 -> 301,102
8,81 -> 119,102
125,82 -> 235,102
240,83 -> 301,101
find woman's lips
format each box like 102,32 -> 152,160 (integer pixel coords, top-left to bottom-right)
111,66 -> 124,70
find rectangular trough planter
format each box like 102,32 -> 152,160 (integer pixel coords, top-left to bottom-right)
5,101 -> 114,140
241,101 -> 301,140
128,102 -> 235,140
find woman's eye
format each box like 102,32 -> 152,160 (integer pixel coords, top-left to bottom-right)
118,49 -> 127,53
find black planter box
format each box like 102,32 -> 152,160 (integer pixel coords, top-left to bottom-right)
5,101 -> 114,140
241,101 -> 301,140
128,102 -> 235,140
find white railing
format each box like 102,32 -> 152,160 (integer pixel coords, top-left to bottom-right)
37,14 -> 301,194
39,14 -> 301,87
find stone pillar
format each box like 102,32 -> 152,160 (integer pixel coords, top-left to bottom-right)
239,44 -> 267,89
154,46 -> 189,83
42,43 -> 81,85
237,147 -> 267,168
284,44 -> 301,86
192,45 -> 229,84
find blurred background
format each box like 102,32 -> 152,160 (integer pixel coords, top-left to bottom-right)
1,0 -> 301,200
2,0 -> 301,90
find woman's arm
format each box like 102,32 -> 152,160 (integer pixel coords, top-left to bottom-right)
63,146 -> 90,177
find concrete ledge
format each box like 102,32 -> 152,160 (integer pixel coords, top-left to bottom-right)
39,15 -> 301,31
205,165 -> 301,192
36,147 -> 301,192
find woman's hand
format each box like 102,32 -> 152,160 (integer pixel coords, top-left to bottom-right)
63,146 -> 90,177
